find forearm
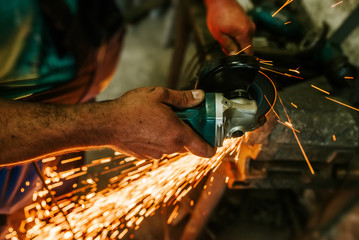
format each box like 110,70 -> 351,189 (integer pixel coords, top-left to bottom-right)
0,87 -> 215,165
0,99 -> 112,166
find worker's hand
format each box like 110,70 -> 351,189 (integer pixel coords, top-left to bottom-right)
108,87 -> 216,159
204,0 -> 255,55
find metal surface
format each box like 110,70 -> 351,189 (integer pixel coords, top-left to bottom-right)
228,77 -> 359,189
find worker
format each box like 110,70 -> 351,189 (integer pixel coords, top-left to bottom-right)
0,0 -> 255,232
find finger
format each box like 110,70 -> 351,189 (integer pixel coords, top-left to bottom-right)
181,124 -> 216,158
163,89 -> 205,109
218,34 -> 239,55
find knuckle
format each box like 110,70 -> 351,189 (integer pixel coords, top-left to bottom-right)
153,87 -> 168,98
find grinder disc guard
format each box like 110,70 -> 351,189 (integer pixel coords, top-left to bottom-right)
197,54 -> 276,119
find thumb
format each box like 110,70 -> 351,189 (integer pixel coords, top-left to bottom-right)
164,89 -> 205,109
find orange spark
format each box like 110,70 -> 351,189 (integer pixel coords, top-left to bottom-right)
332,135 -> 337,141
167,205 -> 179,224
277,120 -> 300,133
344,76 -> 354,79
331,1 -> 343,7
326,97 -> 359,111
272,0 -> 294,17
42,157 -> 56,163
259,59 -> 273,64
264,94 -> 280,119
289,68 -> 300,74
60,156 -> 82,164
311,85 -> 330,95
14,139 -> 243,239
260,61 -> 273,66
261,66 -> 303,79
278,95 -> 314,174
259,71 -> 278,118
284,21 -> 292,25
291,102 -> 298,108
119,229 -> 128,239
235,45 -> 252,55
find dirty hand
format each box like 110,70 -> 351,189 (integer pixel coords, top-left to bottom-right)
107,87 -> 216,159
204,0 -> 256,55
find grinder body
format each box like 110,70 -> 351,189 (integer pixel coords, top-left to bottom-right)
175,55 -> 275,147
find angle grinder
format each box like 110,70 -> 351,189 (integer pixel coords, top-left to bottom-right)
175,54 -> 276,147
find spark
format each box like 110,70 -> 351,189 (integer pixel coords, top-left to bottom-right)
332,135 -> 337,141
344,76 -> 354,79
12,139 -> 242,239
278,95 -> 314,174
235,45 -> 252,55
118,229 -> 128,239
284,21 -> 292,25
42,157 -> 56,163
259,59 -> 273,64
291,102 -> 298,108
259,70 -> 278,118
272,0 -> 294,17
331,1 -> 343,8
277,120 -> 300,133
261,66 -> 303,79
167,205 -> 179,224
289,68 -> 300,74
326,96 -> 359,111
61,156 -> 82,165
259,61 -> 273,66
311,85 -> 330,95
264,94 -> 280,119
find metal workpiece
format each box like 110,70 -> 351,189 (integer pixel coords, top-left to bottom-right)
226,77 -> 359,189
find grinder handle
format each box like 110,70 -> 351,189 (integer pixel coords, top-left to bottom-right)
174,93 -> 217,147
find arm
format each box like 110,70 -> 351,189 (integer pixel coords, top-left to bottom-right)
0,87 -> 215,166
204,0 -> 256,55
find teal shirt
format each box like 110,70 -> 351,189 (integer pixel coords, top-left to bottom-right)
0,0 -> 76,100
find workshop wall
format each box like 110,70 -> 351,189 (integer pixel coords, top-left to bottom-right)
302,0 -> 359,67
